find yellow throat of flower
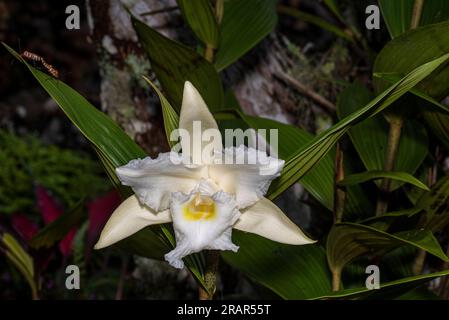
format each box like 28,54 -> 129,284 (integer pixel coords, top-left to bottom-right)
183,192 -> 216,221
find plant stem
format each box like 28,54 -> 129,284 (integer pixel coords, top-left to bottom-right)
31,286 -> 40,300
410,0 -> 425,29
199,250 -> 220,300
215,0 -> 224,25
204,45 -> 215,63
375,116 -> 404,217
332,268 -> 341,291
412,249 -> 427,275
334,143 -> 346,223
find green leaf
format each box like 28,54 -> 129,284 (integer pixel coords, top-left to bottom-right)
326,222 -> 448,276
29,200 -> 85,249
242,114 -> 371,216
277,5 -> 352,41
313,269 -> 449,299
131,15 -> 224,111
268,52 -> 449,199
323,0 -> 344,22
424,111 -> 449,150
379,0 -> 449,38
372,21 -> 449,153
143,76 -> 179,148
373,72 -> 449,114
2,43 -> 146,168
337,83 -> 428,191
214,0 -> 277,71
373,21 -> 449,100
118,225 -> 206,288
177,0 -> 219,48
225,231 -> 449,300
1,233 -> 37,297
339,170 -> 429,191
222,231 -> 332,299
3,43 -> 206,285
415,174 -> 449,232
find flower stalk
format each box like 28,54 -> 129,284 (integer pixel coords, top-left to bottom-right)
199,250 -> 220,300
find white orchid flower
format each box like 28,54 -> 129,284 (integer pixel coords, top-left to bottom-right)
94,81 -> 315,269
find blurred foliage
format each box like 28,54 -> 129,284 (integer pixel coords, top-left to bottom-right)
0,130 -> 110,214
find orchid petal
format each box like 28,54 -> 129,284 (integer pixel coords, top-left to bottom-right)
209,146 -> 284,209
234,197 -> 315,245
116,152 -> 207,212
165,187 -> 240,269
179,81 -> 222,164
94,195 -> 171,249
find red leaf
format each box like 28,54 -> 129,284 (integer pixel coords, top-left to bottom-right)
35,185 -> 75,256
59,228 -> 77,257
11,214 -> 39,241
87,190 -> 121,243
35,185 -> 63,224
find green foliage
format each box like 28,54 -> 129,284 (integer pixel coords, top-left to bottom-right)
132,16 -> 224,111
0,130 -> 109,214
5,0 -> 449,300
214,0 -> 278,71
1,232 -> 37,298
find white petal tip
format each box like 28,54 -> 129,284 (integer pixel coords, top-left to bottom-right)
234,198 -> 316,246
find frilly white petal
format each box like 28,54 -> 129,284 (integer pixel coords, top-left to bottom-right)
179,81 -> 222,164
116,152 -> 207,212
234,197 -> 315,245
209,146 -> 284,209
165,189 -> 240,269
94,195 -> 171,249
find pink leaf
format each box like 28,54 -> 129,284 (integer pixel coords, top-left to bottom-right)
11,214 -> 39,241
87,190 -> 121,243
35,185 -> 63,224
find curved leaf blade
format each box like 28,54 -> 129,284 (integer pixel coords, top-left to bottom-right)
143,76 -> 179,148
214,0 -> 277,71
132,15 -> 224,110
339,170 -> 429,191
268,53 -> 449,199
222,231 -> 331,299
326,222 -> 448,276
177,0 -> 219,48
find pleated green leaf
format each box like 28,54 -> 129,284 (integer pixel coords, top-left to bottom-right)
314,269 -> 449,299
423,111 -> 449,150
372,21 -> 449,158
327,222 -> 448,276
379,0 -> 449,38
277,5 -> 352,41
337,83 -> 428,191
132,15 -> 224,111
222,231 -> 332,299
339,170 -> 429,190
3,43 -> 206,286
373,21 -> 449,100
414,174 -> 449,232
143,76 -> 179,148
214,0 -> 277,71
177,0 -> 219,48
242,114 -> 371,215
268,52 -> 449,199
2,43 -> 146,167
